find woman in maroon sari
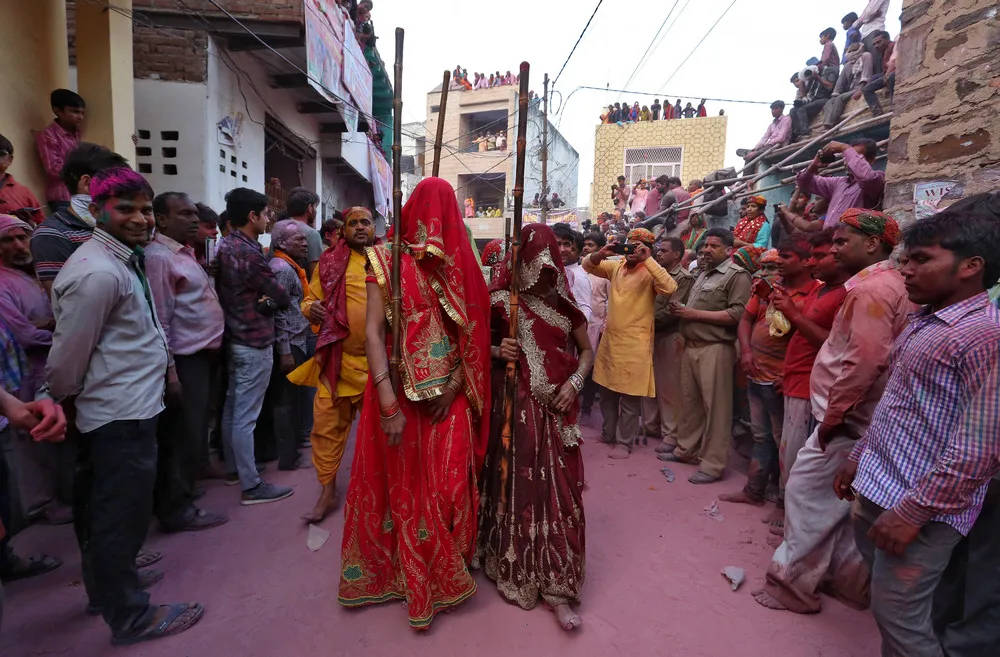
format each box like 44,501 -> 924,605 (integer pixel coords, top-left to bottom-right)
478,223 -> 594,631
337,177 -> 491,630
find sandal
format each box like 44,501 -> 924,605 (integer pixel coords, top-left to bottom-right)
111,602 -> 204,646
0,553 -> 63,582
136,550 -> 163,569
87,569 -> 165,615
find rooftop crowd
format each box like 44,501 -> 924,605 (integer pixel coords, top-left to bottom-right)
600,98 -> 712,124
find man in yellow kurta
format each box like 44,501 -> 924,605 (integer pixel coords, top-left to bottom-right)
288,207 -> 374,522
583,227 -> 677,459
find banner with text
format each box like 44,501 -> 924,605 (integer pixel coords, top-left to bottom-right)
369,141 -> 392,218
343,19 -> 374,118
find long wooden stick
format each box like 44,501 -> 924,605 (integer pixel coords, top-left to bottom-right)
498,61 -> 531,510
432,70 -> 450,177
389,28 -> 404,393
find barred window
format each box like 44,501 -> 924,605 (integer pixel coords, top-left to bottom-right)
623,146 -> 683,184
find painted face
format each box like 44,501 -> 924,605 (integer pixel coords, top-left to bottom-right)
0,227 -> 32,267
342,213 -> 374,249
810,243 -> 838,281
92,194 -> 155,248
777,250 -> 807,279
282,229 -> 310,261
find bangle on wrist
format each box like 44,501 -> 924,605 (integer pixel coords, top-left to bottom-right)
380,400 -> 400,419
373,369 -> 390,386
446,377 -> 463,393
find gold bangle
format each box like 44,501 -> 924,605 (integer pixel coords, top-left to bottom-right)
373,369 -> 390,386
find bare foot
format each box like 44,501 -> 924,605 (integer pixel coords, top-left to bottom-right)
718,490 -> 765,506
552,603 -> 582,631
766,533 -> 784,548
300,482 -> 339,523
608,445 -> 630,460
751,590 -> 788,611
761,507 -> 785,528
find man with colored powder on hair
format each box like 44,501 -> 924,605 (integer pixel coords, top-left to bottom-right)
660,228 -> 752,484
752,209 -> 913,615
583,226 -> 677,459
46,168 -> 204,645
291,207 -> 374,522
144,192 -> 228,533
835,203 -> 1000,657
720,240 -> 819,509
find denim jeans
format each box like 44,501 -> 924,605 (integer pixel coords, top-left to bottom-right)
744,381 -> 784,500
853,495 -> 963,657
222,343 -> 274,490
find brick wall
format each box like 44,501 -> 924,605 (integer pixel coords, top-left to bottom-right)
884,0 -> 1000,224
132,0 -> 303,23
67,0 -> 305,83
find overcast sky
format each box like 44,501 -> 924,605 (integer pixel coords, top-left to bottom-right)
384,0 -> 902,205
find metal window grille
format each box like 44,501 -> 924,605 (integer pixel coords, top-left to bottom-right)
623,146 -> 683,184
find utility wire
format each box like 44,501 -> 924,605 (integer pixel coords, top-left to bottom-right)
656,0 -> 739,94
617,1 -> 681,99
552,0 -> 604,89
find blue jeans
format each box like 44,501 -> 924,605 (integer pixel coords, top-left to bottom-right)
222,343 -> 273,490
744,381 -> 784,500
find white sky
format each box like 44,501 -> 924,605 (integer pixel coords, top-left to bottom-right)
384,0 -> 902,206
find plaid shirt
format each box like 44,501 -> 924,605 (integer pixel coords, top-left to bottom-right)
35,121 -> 80,203
852,293 -> 1000,535
216,230 -> 291,349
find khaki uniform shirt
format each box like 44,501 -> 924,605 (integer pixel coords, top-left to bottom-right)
681,258 -> 752,344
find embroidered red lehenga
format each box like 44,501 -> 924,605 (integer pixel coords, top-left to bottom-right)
336,178 -> 491,629
477,223 -> 588,611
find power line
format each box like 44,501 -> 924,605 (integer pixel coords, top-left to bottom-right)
617,1 -> 681,99
552,0 -> 604,89
656,0 -> 739,94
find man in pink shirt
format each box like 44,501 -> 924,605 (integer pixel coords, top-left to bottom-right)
746,101 -> 792,161
35,90 -> 84,213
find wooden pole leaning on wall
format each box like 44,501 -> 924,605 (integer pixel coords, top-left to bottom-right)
432,70 -> 450,177
389,27 -> 404,393
497,61 -> 531,510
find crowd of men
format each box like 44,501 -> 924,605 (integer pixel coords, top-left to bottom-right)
600,99 -> 711,124
747,1 -> 896,156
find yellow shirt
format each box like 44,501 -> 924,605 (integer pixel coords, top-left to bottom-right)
290,249 -> 369,399
583,255 -> 677,397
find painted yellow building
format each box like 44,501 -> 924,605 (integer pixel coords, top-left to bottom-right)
590,116 -> 726,212
0,0 -> 136,200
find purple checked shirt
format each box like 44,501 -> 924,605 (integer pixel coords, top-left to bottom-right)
851,293 -> 1000,535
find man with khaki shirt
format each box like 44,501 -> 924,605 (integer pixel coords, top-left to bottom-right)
642,237 -> 694,451
660,228 -> 751,484
583,227 -> 677,460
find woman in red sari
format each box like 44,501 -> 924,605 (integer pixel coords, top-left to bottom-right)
478,223 -> 594,631
337,178 -> 491,630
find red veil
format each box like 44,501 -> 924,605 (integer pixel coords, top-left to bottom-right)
366,177 -> 492,469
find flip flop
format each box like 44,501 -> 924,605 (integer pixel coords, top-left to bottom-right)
0,553 -> 62,582
111,602 -> 204,646
87,569 -> 165,615
136,550 -> 163,569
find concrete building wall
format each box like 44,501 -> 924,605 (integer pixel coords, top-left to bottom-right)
0,0 -> 69,200
884,0 -> 1000,223
591,116 -> 727,212
132,0 -> 304,22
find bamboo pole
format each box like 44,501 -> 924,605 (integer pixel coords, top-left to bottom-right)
389,28 -> 404,393
498,61 -> 531,510
432,70 -> 450,177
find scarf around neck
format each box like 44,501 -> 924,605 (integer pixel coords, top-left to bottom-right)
70,194 -> 97,228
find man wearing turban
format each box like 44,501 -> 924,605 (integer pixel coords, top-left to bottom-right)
753,207 -> 915,616
583,226 -> 677,459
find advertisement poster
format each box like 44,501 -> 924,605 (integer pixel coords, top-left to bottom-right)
305,0 -> 344,103
343,19 -> 374,118
913,181 -> 958,219
369,141 -> 392,218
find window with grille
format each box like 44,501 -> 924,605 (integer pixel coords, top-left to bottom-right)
623,146 -> 683,184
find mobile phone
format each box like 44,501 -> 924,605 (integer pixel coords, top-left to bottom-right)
611,243 -> 636,256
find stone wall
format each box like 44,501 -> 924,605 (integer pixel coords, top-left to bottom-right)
884,0 -> 1000,224
591,116 -> 727,212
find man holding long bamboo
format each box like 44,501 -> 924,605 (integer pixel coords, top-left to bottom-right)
290,207 -> 374,523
